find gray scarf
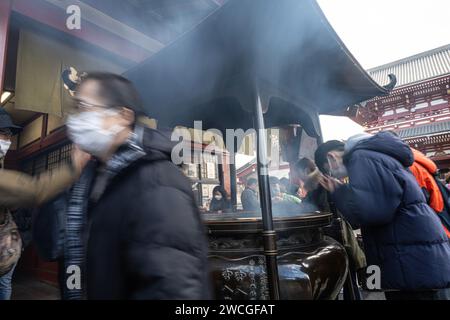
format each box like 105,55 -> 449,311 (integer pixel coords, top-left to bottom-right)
62,125 -> 146,300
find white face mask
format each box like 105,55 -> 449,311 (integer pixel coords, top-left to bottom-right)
66,110 -> 125,158
327,155 -> 348,179
214,195 -> 222,201
0,139 -> 11,159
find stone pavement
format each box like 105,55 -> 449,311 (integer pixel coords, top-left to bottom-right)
9,274 -> 385,300
11,275 -> 60,300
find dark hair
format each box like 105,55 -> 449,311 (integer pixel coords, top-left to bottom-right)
294,157 -> 316,174
314,140 -> 345,173
212,186 -> 228,198
0,128 -> 12,136
247,178 -> 257,186
269,176 -> 280,186
77,72 -> 144,116
279,177 -> 290,186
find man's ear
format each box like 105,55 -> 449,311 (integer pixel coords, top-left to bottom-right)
326,152 -> 337,170
326,152 -> 334,163
120,107 -> 135,126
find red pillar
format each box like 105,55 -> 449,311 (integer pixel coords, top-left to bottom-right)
0,0 -> 12,94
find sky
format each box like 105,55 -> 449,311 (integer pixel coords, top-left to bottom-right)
317,0 -> 450,69
316,0 -> 450,142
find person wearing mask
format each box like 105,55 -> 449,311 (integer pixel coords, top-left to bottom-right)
268,176 -> 303,217
269,176 -> 301,205
209,186 -> 232,213
0,108 -> 89,300
241,178 -> 260,212
293,157 -> 366,300
279,177 -> 290,194
316,132 -> 450,300
269,177 -> 283,204
60,72 -> 209,299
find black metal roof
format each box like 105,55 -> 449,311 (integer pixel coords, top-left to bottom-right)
398,120 -> 450,139
368,44 -> 450,88
125,0 -> 395,136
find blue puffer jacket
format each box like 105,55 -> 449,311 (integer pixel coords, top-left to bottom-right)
333,131 -> 450,290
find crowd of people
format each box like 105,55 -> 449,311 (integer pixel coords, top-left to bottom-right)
1,72 -> 450,300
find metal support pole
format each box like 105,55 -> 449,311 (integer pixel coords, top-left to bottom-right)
253,92 -> 281,300
218,163 -> 224,188
229,152 -> 238,210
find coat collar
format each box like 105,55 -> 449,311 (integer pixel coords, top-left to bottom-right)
89,125 -> 147,203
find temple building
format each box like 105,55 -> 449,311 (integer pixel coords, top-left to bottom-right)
353,44 -> 450,169
0,0 -> 228,286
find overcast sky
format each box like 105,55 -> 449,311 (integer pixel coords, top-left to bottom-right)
316,0 -> 450,142
317,0 -> 450,69
239,1 -> 450,164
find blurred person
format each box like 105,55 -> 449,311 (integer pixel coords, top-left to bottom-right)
60,72 -> 209,299
292,158 -> 326,208
269,176 -> 280,194
408,148 -> 450,235
268,176 -> 307,217
446,174 -> 450,190
241,178 -> 260,211
269,176 -> 301,205
269,176 -> 283,203
288,162 -> 311,199
279,177 -> 290,194
209,186 -> 231,213
0,108 -> 89,300
316,132 -> 450,300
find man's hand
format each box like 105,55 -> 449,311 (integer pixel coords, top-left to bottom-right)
71,146 -> 91,175
319,175 -> 343,193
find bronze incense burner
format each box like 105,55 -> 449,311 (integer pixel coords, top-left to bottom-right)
204,212 -> 348,300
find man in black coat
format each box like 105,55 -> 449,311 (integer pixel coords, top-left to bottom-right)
62,72 -> 210,299
241,178 -> 259,211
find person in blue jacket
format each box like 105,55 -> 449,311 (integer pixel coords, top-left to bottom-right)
315,132 -> 450,300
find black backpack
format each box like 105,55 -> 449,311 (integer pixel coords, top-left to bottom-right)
434,177 -> 450,233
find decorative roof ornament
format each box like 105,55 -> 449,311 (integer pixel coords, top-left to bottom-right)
367,44 -> 450,88
61,67 -> 88,97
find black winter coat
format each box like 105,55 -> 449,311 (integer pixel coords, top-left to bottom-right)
86,128 -> 210,299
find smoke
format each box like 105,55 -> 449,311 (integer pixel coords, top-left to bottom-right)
78,0 -> 223,51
